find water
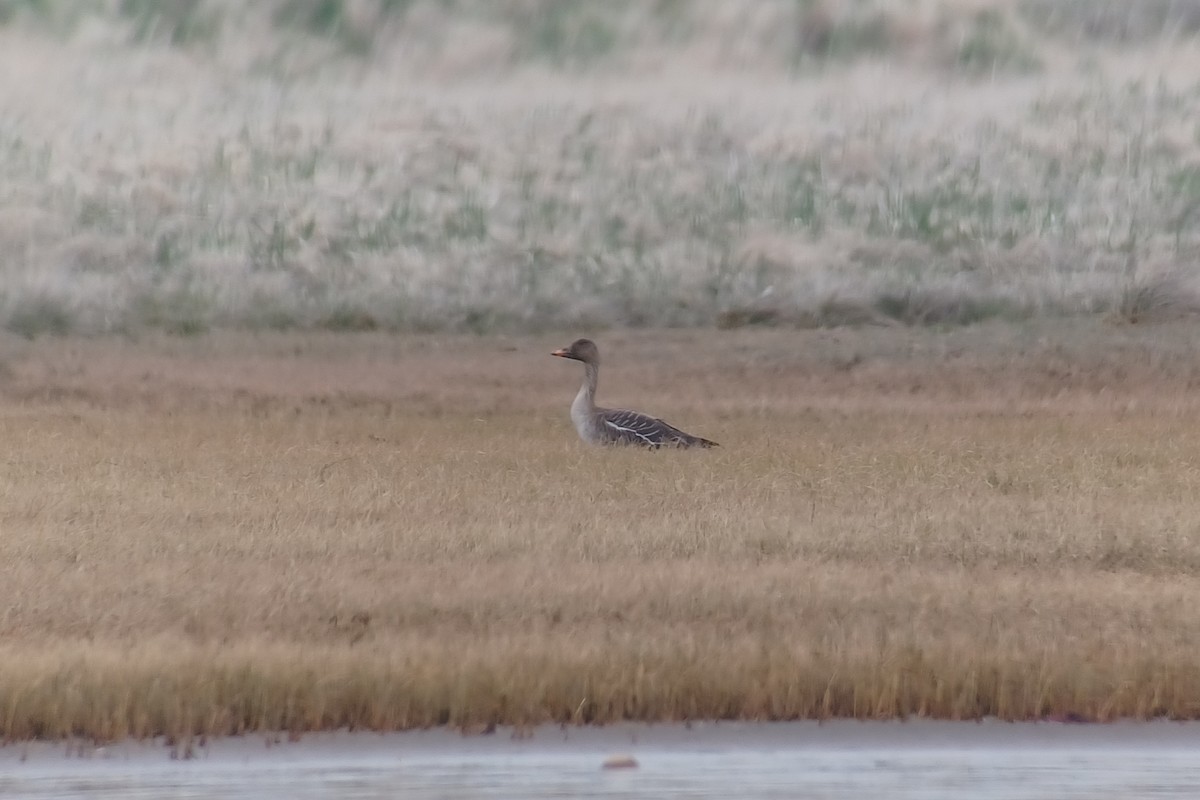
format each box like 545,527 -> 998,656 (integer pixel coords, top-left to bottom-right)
2,720 -> 1199,799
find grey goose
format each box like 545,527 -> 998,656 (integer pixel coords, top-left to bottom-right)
551,338 -> 718,449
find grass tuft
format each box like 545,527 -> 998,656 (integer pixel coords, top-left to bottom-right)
5,295 -> 73,339
952,10 -> 1042,75
119,0 -> 221,46
1021,0 -> 1200,44
873,288 -> 1027,327
1112,269 -> 1200,324
320,305 -> 380,332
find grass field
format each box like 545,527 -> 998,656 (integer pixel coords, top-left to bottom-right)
3,323 -> 1200,739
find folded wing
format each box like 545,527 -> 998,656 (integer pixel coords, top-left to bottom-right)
599,408 -> 718,449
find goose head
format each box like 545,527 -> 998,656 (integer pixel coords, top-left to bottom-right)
551,338 -> 600,365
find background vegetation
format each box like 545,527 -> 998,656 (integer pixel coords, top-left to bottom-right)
1,0 -> 1200,335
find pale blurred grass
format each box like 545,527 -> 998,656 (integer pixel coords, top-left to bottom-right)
2,2 -> 1200,334
3,326 -> 1200,738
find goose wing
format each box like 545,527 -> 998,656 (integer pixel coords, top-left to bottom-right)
598,408 -> 717,448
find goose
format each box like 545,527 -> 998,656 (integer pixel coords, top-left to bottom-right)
551,338 -> 718,449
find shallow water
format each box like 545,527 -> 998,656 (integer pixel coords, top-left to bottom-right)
2,721 -> 1199,799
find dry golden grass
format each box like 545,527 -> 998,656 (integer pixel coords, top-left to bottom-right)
3,323 -> 1200,739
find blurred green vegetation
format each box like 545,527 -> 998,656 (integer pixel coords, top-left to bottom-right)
1,0 -> 1197,69
3,1 -> 1200,336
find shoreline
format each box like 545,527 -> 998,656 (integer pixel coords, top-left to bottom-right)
9,721 -> 1200,799
10,719 -> 1200,763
